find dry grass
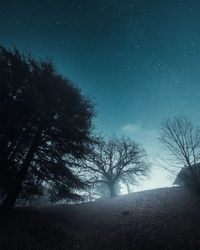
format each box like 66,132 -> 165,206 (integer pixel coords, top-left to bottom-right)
1,187 -> 200,249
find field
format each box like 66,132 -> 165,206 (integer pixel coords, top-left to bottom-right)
1,187 -> 200,249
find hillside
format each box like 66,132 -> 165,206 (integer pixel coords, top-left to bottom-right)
1,187 -> 200,249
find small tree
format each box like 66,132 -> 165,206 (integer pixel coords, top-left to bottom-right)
0,46 -> 95,209
159,116 -> 200,190
81,137 -> 149,198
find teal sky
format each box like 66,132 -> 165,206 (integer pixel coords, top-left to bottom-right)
1,0 -> 200,190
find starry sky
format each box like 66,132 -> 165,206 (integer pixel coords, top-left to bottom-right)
1,0 -> 200,190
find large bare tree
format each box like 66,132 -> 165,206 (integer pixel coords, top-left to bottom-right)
80,137 -> 149,198
159,116 -> 200,189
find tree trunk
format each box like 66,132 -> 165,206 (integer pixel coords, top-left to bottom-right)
108,182 -> 116,198
126,183 -> 130,194
0,140 -> 22,175
1,138 -> 39,210
1,180 -> 22,210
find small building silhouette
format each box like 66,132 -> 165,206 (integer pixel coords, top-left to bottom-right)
174,163 -> 200,187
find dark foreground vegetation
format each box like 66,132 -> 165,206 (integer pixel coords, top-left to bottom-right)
1,187 -> 200,250
0,46 -> 95,209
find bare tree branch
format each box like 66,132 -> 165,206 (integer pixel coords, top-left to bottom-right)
79,136 -> 150,198
159,116 -> 200,188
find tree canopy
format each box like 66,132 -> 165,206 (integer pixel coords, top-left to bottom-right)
80,137 -> 150,198
0,46 -> 95,209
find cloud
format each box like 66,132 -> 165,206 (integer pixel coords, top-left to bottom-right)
121,123 -> 141,133
121,123 -> 160,154
121,123 -> 158,140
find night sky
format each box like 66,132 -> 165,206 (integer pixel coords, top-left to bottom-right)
1,0 -> 200,190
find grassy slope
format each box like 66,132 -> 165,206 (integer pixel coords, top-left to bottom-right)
1,187 -> 200,249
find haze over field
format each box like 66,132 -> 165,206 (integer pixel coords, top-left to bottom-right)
1,187 -> 200,249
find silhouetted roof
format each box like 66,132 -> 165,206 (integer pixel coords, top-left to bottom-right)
174,163 -> 200,186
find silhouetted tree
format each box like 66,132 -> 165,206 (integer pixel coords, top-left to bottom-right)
0,46 -> 94,209
80,137 -> 149,198
84,177 -> 122,201
159,116 -> 200,190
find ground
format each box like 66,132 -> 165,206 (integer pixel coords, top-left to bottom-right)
1,187 -> 200,249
